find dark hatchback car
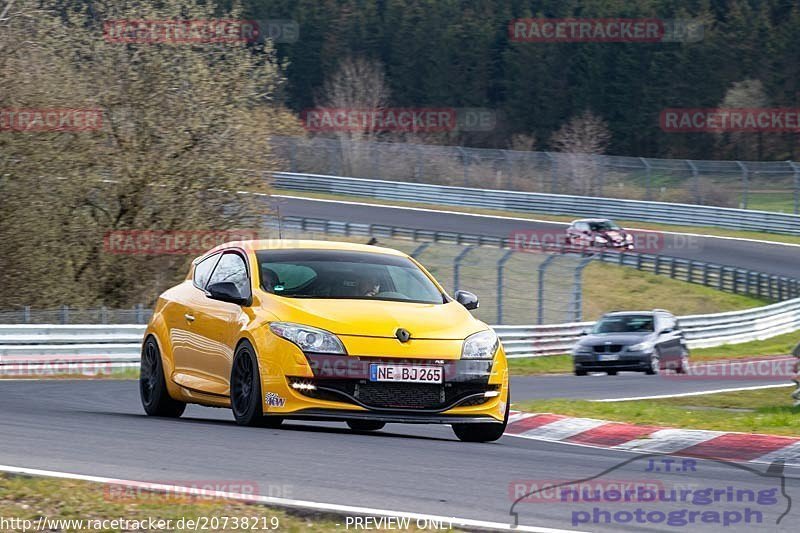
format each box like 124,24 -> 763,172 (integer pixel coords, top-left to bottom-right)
566,218 -> 634,250
572,311 -> 689,376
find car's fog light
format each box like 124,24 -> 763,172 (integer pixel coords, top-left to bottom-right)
291,381 -> 317,391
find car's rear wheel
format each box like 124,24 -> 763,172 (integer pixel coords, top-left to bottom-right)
676,353 -> 689,374
140,337 -> 185,418
230,341 -> 283,428
452,388 -> 509,443
606,370 -> 618,376
346,420 -> 386,432
574,367 -> 587,376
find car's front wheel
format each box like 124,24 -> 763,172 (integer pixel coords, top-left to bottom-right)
140,337 -> 186,418
452,389 -> 509,443
230,341 -> 283,428
347,420 -> 386,431
645,350 -> 661,375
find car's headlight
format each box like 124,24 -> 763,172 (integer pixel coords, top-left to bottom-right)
269,322 -> 346,354
462,329 -> 498,359
594,236 -> 608,243
629,341 -> 653,352
625,233 -> 633,241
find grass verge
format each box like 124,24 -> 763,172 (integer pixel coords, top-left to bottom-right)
515,386 -> 800,436
274,189 -> 800,246
0,474 -> 441,532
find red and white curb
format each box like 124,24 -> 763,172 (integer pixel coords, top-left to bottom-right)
505,411 -> 800,467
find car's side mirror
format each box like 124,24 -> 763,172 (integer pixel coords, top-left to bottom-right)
206,281 -> 249,306
454,290 -> 479,310
660,328 -> 673,335
579,328 -> 590,336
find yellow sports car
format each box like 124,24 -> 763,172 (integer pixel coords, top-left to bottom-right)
140,240 -> 509,442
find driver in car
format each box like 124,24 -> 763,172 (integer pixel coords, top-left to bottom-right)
358,273 -> 380,297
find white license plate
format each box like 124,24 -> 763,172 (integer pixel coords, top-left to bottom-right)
369,364 -> 443,383
598,354 -> 620,362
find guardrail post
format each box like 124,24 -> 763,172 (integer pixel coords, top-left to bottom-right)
545,152 -> 557,193
23,306 -> 30,324
790,161 -> 800,214
496,250 -> 515,324
452,245 -> 475,293
60,305 -> 69,324
669,258 -> 677,279
736,161 -> 749,209
136,304 -> 145,324
688,260 -> 695,283
457,147 -> 469,185
537,255 -> 557,325
289,138 -> 298,173
686,160 -> 699,204
639,157 -> 652,200
571,256 -> 594,322
100,306 -> 108,324
410,242 -> 430,259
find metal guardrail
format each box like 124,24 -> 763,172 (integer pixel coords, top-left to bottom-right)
270,135 -> 800,213
2,297 -> 798,365
278,215 -> 800,302
272,171 -> 800,235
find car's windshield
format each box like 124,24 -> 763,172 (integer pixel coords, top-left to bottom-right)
592,315 -> 654,333
589,221 -> 621,231
256,249 -> 444,304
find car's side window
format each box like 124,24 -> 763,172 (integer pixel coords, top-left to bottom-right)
192,254 -> 220,290
207,252 -> 250,297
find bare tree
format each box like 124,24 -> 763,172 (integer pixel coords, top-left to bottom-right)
549,110 -> 612,195
0,0 -> 293,308
316,56 -> 390,176
717,78 -> 770,160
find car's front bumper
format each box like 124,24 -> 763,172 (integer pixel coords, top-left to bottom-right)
259,349 -> 509,423
573,350 -> 653,371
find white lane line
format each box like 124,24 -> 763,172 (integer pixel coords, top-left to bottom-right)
613,428 -> 724,453
592,383 -> 791,402
517,418 -> 607,441
273,194 -> 800,248
0,464 -> 584,533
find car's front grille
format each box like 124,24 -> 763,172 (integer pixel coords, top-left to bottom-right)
288,377 -> 497,411
356,382 -> 443,409
593,344 -> 623,353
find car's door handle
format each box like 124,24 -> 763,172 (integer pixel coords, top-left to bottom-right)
184,313 -> 195,322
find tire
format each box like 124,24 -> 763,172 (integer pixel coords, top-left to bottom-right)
645,350 -> 661,375
346,420 -> 386,432
140,337 -> 185,418
452,388 -> 509,443
574,367 -> 587,376
230,340 -> 283,428
606,370 -> 618,376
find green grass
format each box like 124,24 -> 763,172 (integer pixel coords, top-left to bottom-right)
274,188 -> 800,246
691,331 -> 800,361
515,386 -> 800,436
0,474 -> 441,532
747,191 -> 797,213
582,263 -> 766,321
507,355 -> 573,375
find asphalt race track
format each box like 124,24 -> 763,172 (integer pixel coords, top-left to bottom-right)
1,380 -> 798,532
274,195 -> 800,279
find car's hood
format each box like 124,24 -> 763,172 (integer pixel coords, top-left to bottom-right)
264,297 -> 485,340
598,229 -> 627,241
579,332 -> 652,345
